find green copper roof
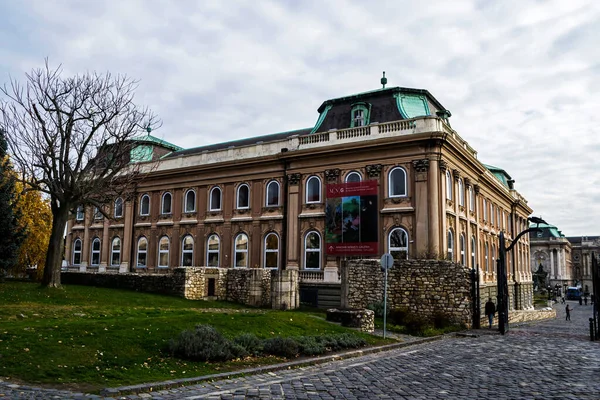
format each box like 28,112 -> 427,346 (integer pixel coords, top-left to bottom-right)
529,222 -> 564,238
131,134 -> 182,151
394,93 -> 431,118
484,164 -> 512,188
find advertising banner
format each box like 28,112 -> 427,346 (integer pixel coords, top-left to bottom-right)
325,180 -> 378,255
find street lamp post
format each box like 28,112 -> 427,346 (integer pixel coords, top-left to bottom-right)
496,216 -> 545,335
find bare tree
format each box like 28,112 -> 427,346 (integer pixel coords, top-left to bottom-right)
1,61 -> 160,287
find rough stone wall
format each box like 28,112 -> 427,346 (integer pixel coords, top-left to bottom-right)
61,271 -> 180,297
343,259 -> 472,326
225,269 -> 272,307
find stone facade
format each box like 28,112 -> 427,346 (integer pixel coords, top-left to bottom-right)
342,259 -> 472,326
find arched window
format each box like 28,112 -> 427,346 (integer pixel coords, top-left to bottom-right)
111,237 -> 121,266
460,234 -> 466,266
181,235 -> 194,266
161,192 -> 172,215
209,187 -> 222,211
483,199 -> 487,221
264,233 -> 279,269
184,189 -> 196,213
469,186 -> 475,212
158,236 -> 169,268
237,184 -> 250,209
234,233 -> 249,268
93,206 -> 103,220
446,170 -> 453,200
206,234 -> 220,267
266,181 -> 280,206
76,205 -> 84,221
304,231 -> 321,269
91,238 -> 101,266
137,237 -> 148,268
306,176 -> 321,203
72,238 -> 82,265
485,242 -> 489,274
447,229 -> 454,261
458,179 -> 464,207
491,204 -> 495,225
492,244 -> 496,272
471,236 -> 476,268
140,194 -> 150,216
345,171 -> 361,183
114,198 -> 123,218
388,167 -> 407,197
389,227 -> 409,260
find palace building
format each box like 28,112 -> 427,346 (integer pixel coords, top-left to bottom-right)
65,79 -> 534,309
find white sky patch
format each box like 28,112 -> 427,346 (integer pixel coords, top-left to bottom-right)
1,0 -> 600,236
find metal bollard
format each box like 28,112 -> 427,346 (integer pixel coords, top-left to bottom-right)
590,318 -> 595,341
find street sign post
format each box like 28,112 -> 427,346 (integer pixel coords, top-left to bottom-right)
380,253 -> 394,338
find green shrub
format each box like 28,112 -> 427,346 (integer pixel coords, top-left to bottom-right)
233,333 -> 263,356
367,302 -> 386,318
262,337 -> 299,358
168,324 -> 244,362
295,336 -> 327,356
388,307 -> 410,326
331,332 -> 367,349
403,314 -> 431,336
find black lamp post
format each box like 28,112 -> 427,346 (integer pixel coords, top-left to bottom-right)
496,216 -> 546,335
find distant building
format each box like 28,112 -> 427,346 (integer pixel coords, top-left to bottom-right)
566,236 -> 599,296
529,222 -> 572,292
65,79 -> 534,309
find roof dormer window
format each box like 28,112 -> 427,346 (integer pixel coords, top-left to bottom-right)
354,109 -> 365,127
350,103 -> 370,128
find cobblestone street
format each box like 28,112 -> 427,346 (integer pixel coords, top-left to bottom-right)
2,301 -> 599,399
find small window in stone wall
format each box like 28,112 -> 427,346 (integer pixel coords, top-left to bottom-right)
207,278 -> 216,297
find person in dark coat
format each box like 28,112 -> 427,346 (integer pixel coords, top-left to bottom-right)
485,298 -> 496,329
566,304 -> 573,321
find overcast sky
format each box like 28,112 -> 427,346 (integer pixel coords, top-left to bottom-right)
1,0 -> 599,237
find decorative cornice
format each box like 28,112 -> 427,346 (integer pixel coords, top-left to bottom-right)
365,164 -> 383,178
287,173 -> 302,185
474,184 -> 480,194
324,168 -> 340,182
439,160 -> 448,172
464,177 -> 472,187
412,159 -> 429,173
453,169 -> 461,181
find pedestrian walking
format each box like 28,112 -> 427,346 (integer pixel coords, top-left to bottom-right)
579,297 -> 583,306
566,304 -> 573,321
584,296 -> 588,305
485,298 -> 496,329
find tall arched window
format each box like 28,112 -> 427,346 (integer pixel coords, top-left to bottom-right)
76,205 -> 84,221
447,229 -> 454,261
460,234 -> 466,266
446,170 -> 453,200
471,236 -> 476,268
114,198 -> 123,218
158,236 -> 170,268
137,237 -> 148,268
140,194 -> 150,216
264,233 -> 279,269
388,227 -> 408,260
91,238 -> 101,266
492,244 -> 496,273
485,242 -> 489,274
237,184 -> 250,209
304,231 -> 321,269
72,238 -> 82,265
161,192 -> 172,214
93,206 -> 103,220
306,176 -> 321,203
469,186 -> 475,212
345,171 -> 361,183
234,233 -> 249,268
184,189 -> 196,213
206,234 -> 220,267
458,179 -> 465,207
111,237 -> 121,266
388,167 -> 407,197
209,187 -> 222,211
266,181 -> 280,206
181,235 -> 194,266
483,199 -> 487,221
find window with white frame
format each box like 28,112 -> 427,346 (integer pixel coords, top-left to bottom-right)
76,205 -> 84,221
161,192 -> 172,214
345,171 -> 361,183
483,199 -> 487,221
266,180 -> 280,206
140,194 -> 150,216
137,237 -> 148,268
181,235 -> 194,266
306,176 -> 321,203
206,234 -> 220,267
158,236 -> 169,268
111,237 -> 121,266
469,187 -> 475,212
460,234 -> 466,266
353,109 -> 365,127
264,233 -> 279,269
458,179 -> 465,207
388,227 -> 409,260
304,231 -> 321,269
471,236 -> 476,268
237,184 -> 250,209
91,238 -> 101,266
485,242 -> 489,273
93,206 -> 103,220
446,170 -> 453,200
388,167 -> 407,197
209,187 -> 222,211
72,238 -> 82,265
447,229 -> 454,261
491,204 -> 495,225
234,233 -> 249,268
114,198 -> 123,218
184,189 -> 196,213
492,244 -> 496,271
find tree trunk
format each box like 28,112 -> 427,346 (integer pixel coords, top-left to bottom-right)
41,203 -> 69,288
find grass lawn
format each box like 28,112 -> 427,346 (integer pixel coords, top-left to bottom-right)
0,281 -> 386,392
